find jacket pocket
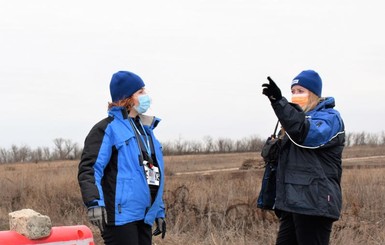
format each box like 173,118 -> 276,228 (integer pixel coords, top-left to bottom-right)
318,178 -> 342,218
116,179 -> 134,213
284,172 -> 319,211
114,137 -> 138,213
116,137 -> 141,169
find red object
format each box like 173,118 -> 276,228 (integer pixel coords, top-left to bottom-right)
0,225 -> 94,245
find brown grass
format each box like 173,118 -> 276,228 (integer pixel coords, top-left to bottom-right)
1,146 -> 385,245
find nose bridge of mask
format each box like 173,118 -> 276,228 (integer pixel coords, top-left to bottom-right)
139,94 -> 151,104
292,93 -> 308,98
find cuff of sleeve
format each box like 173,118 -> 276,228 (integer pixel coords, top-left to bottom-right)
85,200 -> 99,208
271,97 -> 287,107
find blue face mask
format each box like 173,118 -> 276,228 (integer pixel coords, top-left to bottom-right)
134,94 -> 151,114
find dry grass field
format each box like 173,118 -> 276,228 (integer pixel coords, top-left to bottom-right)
1,145 -> 385,245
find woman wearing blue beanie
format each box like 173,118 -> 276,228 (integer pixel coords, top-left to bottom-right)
78,71 -> 166,245
262,70 -> 345,245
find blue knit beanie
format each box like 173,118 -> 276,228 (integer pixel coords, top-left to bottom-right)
109,71 -> 145,102
291,70 -> 322,97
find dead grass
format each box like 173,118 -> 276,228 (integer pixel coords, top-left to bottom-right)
0,146 -> 385,245
165,152 -> 261,175
342,145 -> 385,158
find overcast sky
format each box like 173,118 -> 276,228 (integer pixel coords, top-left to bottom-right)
1,0 -> 384,149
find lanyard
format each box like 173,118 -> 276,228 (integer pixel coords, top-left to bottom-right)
130,118 -> 152,156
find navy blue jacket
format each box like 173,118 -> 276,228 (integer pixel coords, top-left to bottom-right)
272,97 -> 345,220
78,107 -> 165,226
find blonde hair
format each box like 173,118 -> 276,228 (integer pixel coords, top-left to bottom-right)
302,92 -> 321,112
108,97 -> 135,110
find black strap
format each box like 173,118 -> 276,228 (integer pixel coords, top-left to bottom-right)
272,120 -> 280,138
129,119 -> 146,165
129,118 -> 154,165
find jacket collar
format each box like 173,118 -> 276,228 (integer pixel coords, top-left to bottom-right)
108,106 -> 129,119
315,97 -> 335,110
108,106 -> 161,129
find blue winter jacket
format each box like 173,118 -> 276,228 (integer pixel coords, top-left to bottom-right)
272,97 -> 345,220
78,107 -> 165,226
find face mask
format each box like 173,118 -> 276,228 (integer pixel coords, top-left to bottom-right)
291,93 -> 309,108
134,94 -> 151,114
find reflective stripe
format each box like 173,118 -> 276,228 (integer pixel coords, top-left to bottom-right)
25,238 -> 94,245
285,130 -> 345,149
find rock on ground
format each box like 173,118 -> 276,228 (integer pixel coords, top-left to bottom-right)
9,209 -> 52,239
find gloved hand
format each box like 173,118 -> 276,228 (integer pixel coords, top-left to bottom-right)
262,76 -> 282,102
152,218 -> 166,239
87,206 -> 107,233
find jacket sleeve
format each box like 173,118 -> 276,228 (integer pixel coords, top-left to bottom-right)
302,109 -> 344,147
272,97 -> 343,147
78,120 -> 112,207
156,201 -> 166,219
272,97 -> 310,144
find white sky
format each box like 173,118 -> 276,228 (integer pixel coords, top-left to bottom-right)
1,0 -> 384,149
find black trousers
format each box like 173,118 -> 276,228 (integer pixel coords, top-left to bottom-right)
102,220 -> 152,245
276,211 -> 334,245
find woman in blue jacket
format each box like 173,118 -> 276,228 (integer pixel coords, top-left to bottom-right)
262,70 -> 345,245
78,70 -> 166,245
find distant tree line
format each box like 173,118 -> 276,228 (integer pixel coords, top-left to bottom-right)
0,138 -> 81,164
345,131 -> 385,147
0,132 -> 384,164
161,135 -> 265,155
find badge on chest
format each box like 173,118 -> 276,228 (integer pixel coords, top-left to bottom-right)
143,160 -> 160,186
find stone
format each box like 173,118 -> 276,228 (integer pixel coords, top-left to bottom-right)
9,209 -> 52,239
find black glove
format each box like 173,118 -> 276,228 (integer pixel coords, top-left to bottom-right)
262,76 -> 282,102
87,206 -> 107,233
152,218 -> 166,239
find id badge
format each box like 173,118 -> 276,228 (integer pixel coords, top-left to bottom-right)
144,165 -> 160,186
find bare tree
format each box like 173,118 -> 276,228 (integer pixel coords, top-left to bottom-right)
52,138 -> 79,160
203,136 -> 214,153
19,145 -> 31,162
249,135 -> 264,152
216,138 -> 233,153
64,139 -> 76,159
53,138 -> 65,159
224,138 -> 234,152
11,145 -> 20,162
189,140 -> 202,153
365,132 -> 379,146
174,136 -> 185,155
0,148 -> 9,163
31,147 -> 44,163
235,138 -> 249,152
381,131 -> 385,146
73,143 -> 82,159
345,133 -> 353,147
42,147 -> 51,161
183,140 -> 202,154
353,132 -> 366,146
160,141 -> 173,155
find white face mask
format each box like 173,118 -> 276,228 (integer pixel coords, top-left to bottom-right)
291,93 -> 309,108
134,94 -> 151,114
